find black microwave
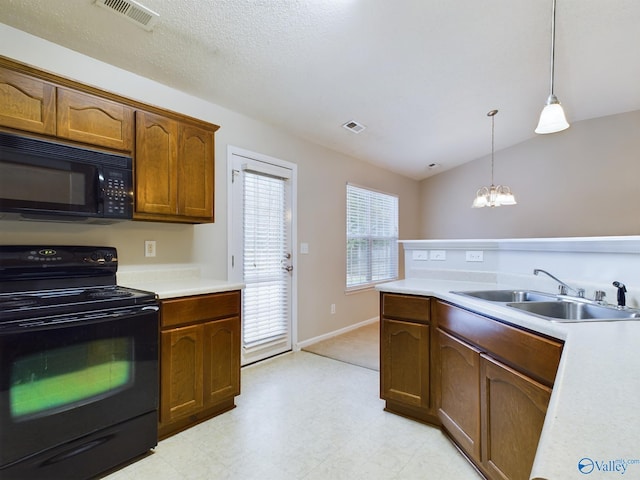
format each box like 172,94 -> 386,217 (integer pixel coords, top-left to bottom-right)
0,132 -> 133,224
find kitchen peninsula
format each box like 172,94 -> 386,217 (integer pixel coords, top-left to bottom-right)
378,236 -> 640,480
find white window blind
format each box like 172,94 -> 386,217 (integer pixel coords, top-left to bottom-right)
346,184 -> 398,290
242,170 -> 289,348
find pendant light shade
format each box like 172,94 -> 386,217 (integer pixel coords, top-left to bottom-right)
535,95 -> 570,134
535,0 -> 569,134
472,110 -> 517,208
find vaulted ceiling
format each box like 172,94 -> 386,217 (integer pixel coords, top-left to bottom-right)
1,0 -> 639,179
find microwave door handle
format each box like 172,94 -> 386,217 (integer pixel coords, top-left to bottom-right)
96,169 -> 105,214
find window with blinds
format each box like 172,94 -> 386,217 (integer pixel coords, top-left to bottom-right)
346,184 -> 398,290
242,170 -> 290,348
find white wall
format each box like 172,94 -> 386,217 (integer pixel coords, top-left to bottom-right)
419,110 -> 640,239
0,24 -> 421,343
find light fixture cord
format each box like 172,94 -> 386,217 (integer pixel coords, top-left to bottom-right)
549,0 -> 557,96
490,112 -> 495,185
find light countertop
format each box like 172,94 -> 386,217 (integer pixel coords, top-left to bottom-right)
377,278 -> 640,480
117,264 -> 243,299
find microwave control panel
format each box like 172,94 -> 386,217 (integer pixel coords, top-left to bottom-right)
102,169 -> 132,217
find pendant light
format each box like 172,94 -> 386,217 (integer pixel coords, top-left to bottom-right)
472,110 -> 517,208
535,0 -> 570,134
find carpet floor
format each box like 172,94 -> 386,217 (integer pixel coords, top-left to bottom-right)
302,321 -> 379,371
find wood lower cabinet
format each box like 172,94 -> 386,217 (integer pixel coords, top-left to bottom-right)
434,300 -> 562,480
437,328 -> 482,462
135,110 -> 215,223
380,293 -> 435,423
159,290 -> 241,439
480,355 -> 551,480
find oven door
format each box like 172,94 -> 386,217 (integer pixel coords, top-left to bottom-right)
0,305 -> 159,469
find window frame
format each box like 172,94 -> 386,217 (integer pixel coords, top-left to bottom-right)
346,183 -> 399,292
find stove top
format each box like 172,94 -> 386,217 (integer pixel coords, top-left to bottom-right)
0,285 -> 157,321
0,246 -> 157,322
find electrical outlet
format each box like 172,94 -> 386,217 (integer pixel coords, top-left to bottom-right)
430,250 -> 446,261
412,250 -> 429,261
330,304 -> 336,314
466,250 -> 484,262
144,240 -> 156,257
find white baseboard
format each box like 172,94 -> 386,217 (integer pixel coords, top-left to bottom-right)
294,316 -> 379,351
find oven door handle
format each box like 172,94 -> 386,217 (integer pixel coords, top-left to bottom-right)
2,304 -> 159,333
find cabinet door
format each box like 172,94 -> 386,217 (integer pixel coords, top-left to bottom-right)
57,88 -> 133,150
437,329 -> 482,462
160,325 -> 204,423
135,110 -> 179,215
178,123 -> 214,220
480,354 -> 551,480
203,317 -> 241,407
381,318 -> 429,408
0,67 -> 55,135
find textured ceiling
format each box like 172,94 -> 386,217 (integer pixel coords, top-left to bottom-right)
1,0 -> 639,179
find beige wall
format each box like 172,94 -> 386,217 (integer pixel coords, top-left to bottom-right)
419,110 -> 640,238
0,24 -> 421,343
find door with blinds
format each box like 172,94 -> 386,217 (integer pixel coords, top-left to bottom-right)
228,147 -> 296,365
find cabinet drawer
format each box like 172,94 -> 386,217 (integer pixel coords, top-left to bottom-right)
435,301 -> 562,387
381,293 -> 430,323
162,291 -> 241,328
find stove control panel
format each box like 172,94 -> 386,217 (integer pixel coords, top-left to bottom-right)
0,246 -> 119,284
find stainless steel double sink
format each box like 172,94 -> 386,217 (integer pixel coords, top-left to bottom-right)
451,290 -> 640,322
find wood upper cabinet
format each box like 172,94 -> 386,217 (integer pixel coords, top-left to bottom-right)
57,88 -> 134,151
437,328 -> 481,462
480,355 -> 551,480
0,67 -> 133,151
135,110 -> 179,216
0,58 -> 219,225
178,123 -> 214,219
134,110 -> 215,223
0,66 -> 55,135
159,291 -> 241,439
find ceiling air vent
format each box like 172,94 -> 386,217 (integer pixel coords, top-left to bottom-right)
342,120 -> 366,134
94,0 -> 159,31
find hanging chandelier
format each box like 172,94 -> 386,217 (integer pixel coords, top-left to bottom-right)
472,110 -> 517,208
535,0 -> 570,134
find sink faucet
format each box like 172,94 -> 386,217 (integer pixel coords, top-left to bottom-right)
533,269 -> 585,297
613,281 -> 627,308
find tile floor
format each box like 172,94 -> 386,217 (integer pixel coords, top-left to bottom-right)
105,351 -> 481,479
